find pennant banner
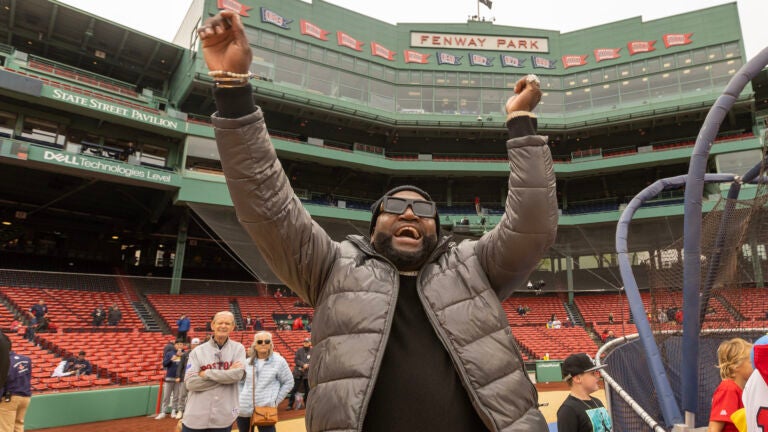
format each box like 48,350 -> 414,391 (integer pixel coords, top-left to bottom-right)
218,0 -> 251,16
469,52 -> 494,67
371,42 -> 396,61
627,40 -> 656,55
403,50 -> 430,64
663,33 -> 693,48
562,55 -> 588,69
500,54 -> 526,68
594,48 -> 621,62
260,7 -> 292,29
300,19 -> 329,41
531,56 -> 557,69
337,31 -> 364,51
436,51 -> 462,65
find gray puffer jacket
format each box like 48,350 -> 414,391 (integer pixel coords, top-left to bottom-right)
213,107 -> 558,432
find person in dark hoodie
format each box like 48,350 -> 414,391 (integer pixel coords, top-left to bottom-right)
0,337 -> 31,431
156,341 -> 185,420
174,337 -> 201,420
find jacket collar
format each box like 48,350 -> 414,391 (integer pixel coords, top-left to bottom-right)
347,234 -> 453,269
252,352 -> 277,364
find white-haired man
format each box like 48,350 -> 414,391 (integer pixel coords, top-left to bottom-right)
183,311 -> 245,432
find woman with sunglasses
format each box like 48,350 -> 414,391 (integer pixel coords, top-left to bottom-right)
236,332 -> 294,432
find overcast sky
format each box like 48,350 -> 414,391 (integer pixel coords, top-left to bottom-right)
59,0 -> 767,59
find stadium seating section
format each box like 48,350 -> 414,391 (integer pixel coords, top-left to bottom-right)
0,281 -> 764,394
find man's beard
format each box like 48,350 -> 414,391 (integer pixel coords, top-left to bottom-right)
372,231 -> 438,271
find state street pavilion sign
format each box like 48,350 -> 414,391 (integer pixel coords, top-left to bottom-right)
410,32 -> 549,53
45,88 -> 183,132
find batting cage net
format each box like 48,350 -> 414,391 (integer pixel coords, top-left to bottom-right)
602,141 -> 768,431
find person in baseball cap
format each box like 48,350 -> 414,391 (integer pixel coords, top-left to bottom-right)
174,337 -> 202,420
557,353 -> 612,432
561,353 -> 608,382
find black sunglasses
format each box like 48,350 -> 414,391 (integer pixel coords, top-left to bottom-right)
255,340 -> 271,345
380,196 -> 436,218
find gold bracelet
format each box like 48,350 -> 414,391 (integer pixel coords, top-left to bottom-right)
209,70 -> 254,88
208,70 -> 255,79
506,110 -> 536,120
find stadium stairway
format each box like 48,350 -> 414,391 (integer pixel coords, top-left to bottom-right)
230,300 -> 244,330
563,298 -> 613,347
510,331 -> 536,360
0,295 -> 19,323
714,294 -> 747,322
132,301 -> 164,332
563,301 -> 585,326
113,269 -> 141,303
585,325 -> 606,347
112,270 -> 166,332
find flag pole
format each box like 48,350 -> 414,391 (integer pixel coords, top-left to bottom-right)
477,0 -> 480,21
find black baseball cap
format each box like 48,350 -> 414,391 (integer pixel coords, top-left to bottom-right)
562,353 -> 607,380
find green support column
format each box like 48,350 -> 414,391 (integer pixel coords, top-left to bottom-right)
566,255 -> 574,305
170,210 -> 189,295
13,114 -> 24,136
500,186 -> 505,208
751,240 -> 764,288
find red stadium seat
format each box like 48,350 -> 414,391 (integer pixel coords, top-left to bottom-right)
72,381 -> 92,389
48,382 -> 71,390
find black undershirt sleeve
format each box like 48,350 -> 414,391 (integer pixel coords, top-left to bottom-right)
506,115 -> 538,139
212,84 -> 257,119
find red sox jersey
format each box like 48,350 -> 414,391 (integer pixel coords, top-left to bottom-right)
744,344 -> 768,432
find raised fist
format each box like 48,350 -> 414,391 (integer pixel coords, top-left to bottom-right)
505,74 -> 542,115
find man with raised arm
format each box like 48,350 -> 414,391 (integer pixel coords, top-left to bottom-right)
198,10 -> 557,432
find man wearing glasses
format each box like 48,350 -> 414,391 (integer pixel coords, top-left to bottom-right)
183,311 -> 246,432
199,10 -> 556,432
557,353 -> 613,432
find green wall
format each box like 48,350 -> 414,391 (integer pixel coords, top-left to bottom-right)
26,385 -> 159,430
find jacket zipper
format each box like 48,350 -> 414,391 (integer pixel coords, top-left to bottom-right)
416,278 -> 499,432
415,239 -> 499,430
508,327 -> 538,408
349,236 -> 401,432
349,236 -> 506,432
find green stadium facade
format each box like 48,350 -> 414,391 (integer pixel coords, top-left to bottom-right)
0,0 -> 765,294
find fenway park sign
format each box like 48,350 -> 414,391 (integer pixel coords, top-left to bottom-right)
410,32 -> 548,53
